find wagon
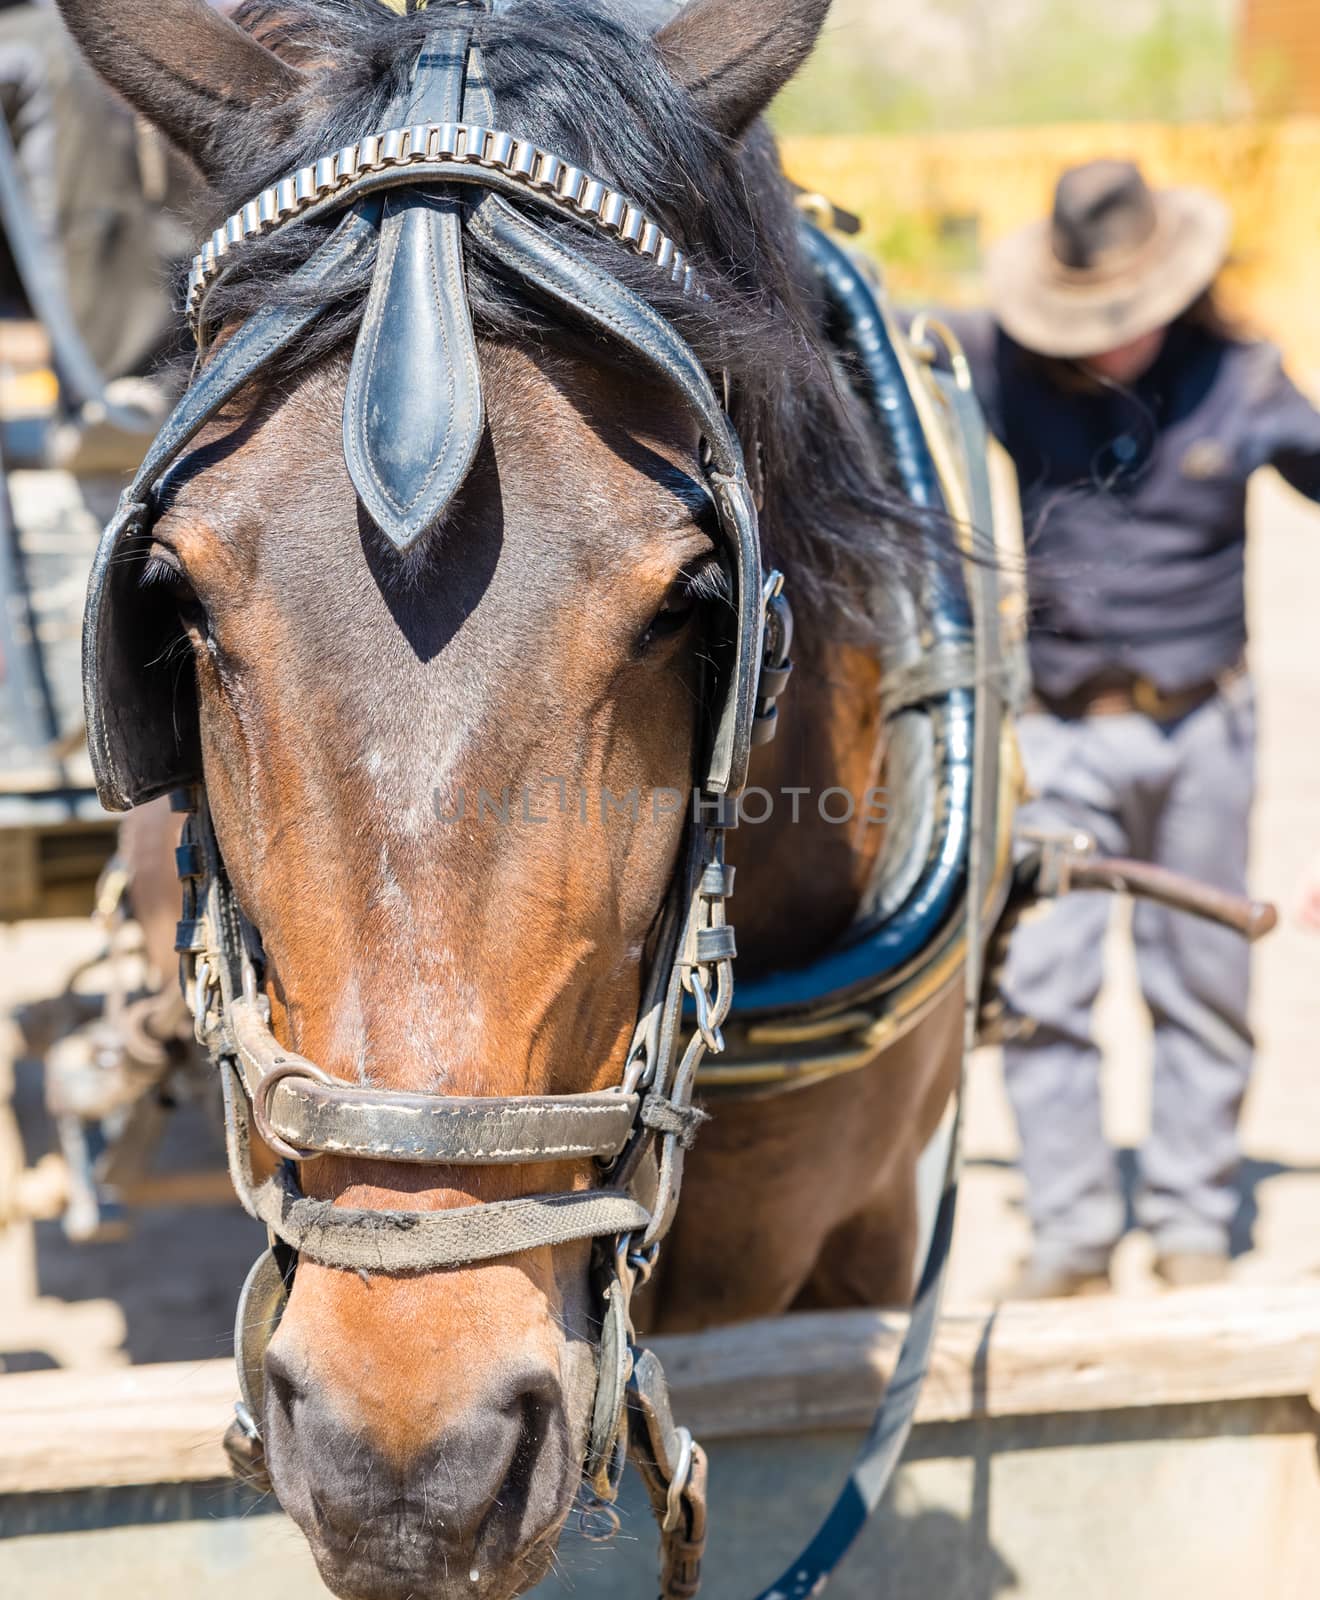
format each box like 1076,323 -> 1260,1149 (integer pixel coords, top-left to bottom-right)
0,448 -> 119,925
3,1283 -> 1318,1599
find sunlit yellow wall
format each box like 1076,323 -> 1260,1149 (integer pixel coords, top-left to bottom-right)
781,119 -> 1320,368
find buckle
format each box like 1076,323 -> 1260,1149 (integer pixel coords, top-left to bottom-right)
1132,678 -> 1177,720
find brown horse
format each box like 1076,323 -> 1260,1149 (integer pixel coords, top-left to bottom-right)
58,0 -> 962,1595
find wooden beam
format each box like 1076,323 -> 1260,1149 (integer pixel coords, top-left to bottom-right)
3,1284 -> 1320,1494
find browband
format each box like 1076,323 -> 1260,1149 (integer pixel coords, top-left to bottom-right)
188,120 -> 698,343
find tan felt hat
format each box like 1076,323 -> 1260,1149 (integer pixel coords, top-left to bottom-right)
986,159 -> 1231,359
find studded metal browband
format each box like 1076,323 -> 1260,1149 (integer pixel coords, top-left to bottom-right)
187,120 -> 696,342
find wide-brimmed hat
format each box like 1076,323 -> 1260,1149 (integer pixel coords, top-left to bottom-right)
986,159 -> 1231,359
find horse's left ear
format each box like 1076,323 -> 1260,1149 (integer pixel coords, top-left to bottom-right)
54,0 -> 306,184
654,0 -> 832,138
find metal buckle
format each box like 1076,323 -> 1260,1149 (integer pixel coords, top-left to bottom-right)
685,967 -> 725,1054
1131,677 -> 1171,719
662,1427 -> 695,1533
250,1060 -> 337,1164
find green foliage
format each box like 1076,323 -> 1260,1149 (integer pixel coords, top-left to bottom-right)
772,0 -> 1236,136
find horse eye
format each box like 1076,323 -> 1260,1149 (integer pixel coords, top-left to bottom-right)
641,577 -> 700,645
141,542 -> 208,632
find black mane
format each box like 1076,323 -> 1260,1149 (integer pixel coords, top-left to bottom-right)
202,0 -> 910,634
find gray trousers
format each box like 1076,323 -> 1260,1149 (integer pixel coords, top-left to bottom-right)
1001,677 -> 1256,1271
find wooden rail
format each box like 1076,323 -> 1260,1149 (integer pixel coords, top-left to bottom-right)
4,1284 -> 1320,1496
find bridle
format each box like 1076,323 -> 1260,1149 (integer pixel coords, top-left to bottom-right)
80,13 -> 1016,1600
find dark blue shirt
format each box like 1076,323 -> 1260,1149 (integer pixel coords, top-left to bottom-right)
943,311 -> 1320,696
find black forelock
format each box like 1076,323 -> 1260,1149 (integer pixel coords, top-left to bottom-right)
193,0 -> 917,636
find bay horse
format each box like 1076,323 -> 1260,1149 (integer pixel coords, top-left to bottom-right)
58,0 -> 982,1595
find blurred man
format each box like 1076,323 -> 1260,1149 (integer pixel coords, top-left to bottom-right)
945,160 -> 1320,1296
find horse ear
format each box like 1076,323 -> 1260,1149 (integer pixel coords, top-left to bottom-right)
53,0 -> 305,183
654,0 -> 832,139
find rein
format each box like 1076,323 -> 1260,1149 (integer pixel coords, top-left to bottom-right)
80,18 -> 1019,1599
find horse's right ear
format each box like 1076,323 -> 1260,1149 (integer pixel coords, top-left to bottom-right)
54,0 -> 305,184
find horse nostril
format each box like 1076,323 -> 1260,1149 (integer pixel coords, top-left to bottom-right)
262,1347 -> 304,1420
499,1374 -> 561,1507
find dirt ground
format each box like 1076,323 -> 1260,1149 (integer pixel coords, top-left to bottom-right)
1,473 -> 1318,1373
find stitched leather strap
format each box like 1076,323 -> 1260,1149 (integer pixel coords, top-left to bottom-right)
254,1173 -> 651,1272
226,996 -> 640,1163
466,192 -> 763,796
220,1063 -> 651,1271
267,1080 -> 642,1164
343,29 -> 485,550
83,205 -> 384,810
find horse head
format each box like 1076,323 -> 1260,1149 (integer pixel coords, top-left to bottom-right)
57,0 -> 892,1595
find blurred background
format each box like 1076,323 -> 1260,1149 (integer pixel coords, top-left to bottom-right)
777,0 -> 1320,362
768,0 -> 1320,1303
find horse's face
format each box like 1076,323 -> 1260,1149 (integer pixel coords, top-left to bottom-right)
158,345 -> 709,1595
57,0 -> 837,1592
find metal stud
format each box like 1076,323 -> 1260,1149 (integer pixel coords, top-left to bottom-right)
242,199 -> 261,236
598,191 -> 627,232
463,125 -> 490,162
211,226 -> 229,260
509,139 -> 538,180
358,133 -> 383,170
485,130 -> 515,170
313,155 -> 339,192
534,152 -> 563,191
335,144 -> 360,184
578,178 -> 607,217
434,122 -> 461,158
293,165 -> 317,204
556,164 -> 586,207
380,127 -> 408,165
654,237 -> 675,273
276,177 -> 298,218
638,220 -> 660,257
619,205 -> 644,246
257,188 -> 279,229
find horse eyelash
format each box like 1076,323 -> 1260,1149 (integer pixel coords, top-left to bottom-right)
680,560 -> 731,605
139,554 -> 185,590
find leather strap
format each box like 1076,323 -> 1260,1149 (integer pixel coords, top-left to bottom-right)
466,193 -> 763,796
221,1063 -> 650,1271
254,1178 -> 652,1273
343,29 -> 486,551
265,1079 -> 642,1164
83,206 -> 384,811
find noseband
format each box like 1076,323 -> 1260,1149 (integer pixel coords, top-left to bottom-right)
81,16 -> 1015,1600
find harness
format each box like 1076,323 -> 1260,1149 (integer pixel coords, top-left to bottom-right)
80,18 -> 1018,1598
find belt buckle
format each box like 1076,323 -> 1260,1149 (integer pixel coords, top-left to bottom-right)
1131,678 -> 1169,719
